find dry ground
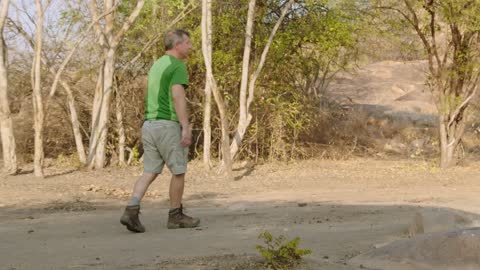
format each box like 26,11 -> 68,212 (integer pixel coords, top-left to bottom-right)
1,158 -> 480,270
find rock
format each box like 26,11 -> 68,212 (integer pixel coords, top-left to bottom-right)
350,228 -> 480,270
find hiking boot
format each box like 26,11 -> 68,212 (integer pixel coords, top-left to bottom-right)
167,205 -> 200,229
120,205 -> 145,233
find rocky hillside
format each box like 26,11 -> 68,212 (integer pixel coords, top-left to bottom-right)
328,61 -> 437,125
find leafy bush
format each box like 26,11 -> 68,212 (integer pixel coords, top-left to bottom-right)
256,231 -> 312,270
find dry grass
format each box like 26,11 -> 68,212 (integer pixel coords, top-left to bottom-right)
297,103 -> 441,161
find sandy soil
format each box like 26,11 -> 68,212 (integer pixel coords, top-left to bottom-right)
2,158 -> 480,270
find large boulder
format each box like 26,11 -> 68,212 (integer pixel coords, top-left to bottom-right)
349,227 -> 480,270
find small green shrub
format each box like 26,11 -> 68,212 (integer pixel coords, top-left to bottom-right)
256,231 -> 312,270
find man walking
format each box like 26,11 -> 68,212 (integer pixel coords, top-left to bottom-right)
120,30 -> 199,233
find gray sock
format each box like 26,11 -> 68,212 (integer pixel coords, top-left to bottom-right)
127,196 -> 141,206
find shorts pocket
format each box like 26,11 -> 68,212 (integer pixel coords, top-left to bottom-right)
175,146 -> 188,167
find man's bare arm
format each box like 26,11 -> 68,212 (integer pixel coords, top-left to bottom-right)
172,84 -> 191,147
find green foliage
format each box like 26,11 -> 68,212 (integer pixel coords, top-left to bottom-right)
118,0 -> 197,71
256,231 -> 312,270
440,94 -> 464,114
108,0 -> 365,162
265,0 -> 359,95
440,0 -> 480,30
131,145 -> 141,164
222,0 -> 361,160
22,0 -> 367,164
257,87 -> 316,160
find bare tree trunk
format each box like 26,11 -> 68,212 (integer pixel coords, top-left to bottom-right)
202,76 -> 212,169
114,78 -> 126,166
202,0 -> 232,177
439,116 -> 452,167
32,0 -> 46,177
438,89 -> 474,168
201,0 -> 212,170
230,0 -> 294,159
87,0 -> 144,169
94,49 -> 115,168
0,0 -> 18,175
85,0 -> 108,167
61,80 -> 87,164
234,0 -> 256,157
212,79 -> 232,177
435,32 -> 477,168
87,65 -> 104,166
439,116 -> 461,168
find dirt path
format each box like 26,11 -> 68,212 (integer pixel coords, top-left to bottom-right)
1,158 -> 480,270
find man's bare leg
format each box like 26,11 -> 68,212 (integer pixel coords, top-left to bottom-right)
169,173 -> 185,209
129,172 -> 158,205
120,172 -> 158,233
167,173 -> 200,229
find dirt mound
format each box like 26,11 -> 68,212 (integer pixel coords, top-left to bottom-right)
349,228 -> 480,270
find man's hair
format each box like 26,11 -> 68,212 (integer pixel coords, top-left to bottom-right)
165,29 -> 190,50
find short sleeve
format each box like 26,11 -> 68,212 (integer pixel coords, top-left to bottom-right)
171,63 -> 189,88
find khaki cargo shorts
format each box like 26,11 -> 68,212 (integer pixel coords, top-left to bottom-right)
142,120 -> 188,175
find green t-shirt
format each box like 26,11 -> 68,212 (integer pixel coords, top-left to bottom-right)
144,55 -> 189,121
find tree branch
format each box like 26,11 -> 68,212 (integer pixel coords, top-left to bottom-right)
246,0 -> 295,112
88,0 -> 109,47
424,0 -> 442,69
121,1 -> 196,73
403,0 -> 436,74
447,88 -> 477,128
49,5 -> 117,97
111,0 -> 145,49
0,0 -> 9,31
